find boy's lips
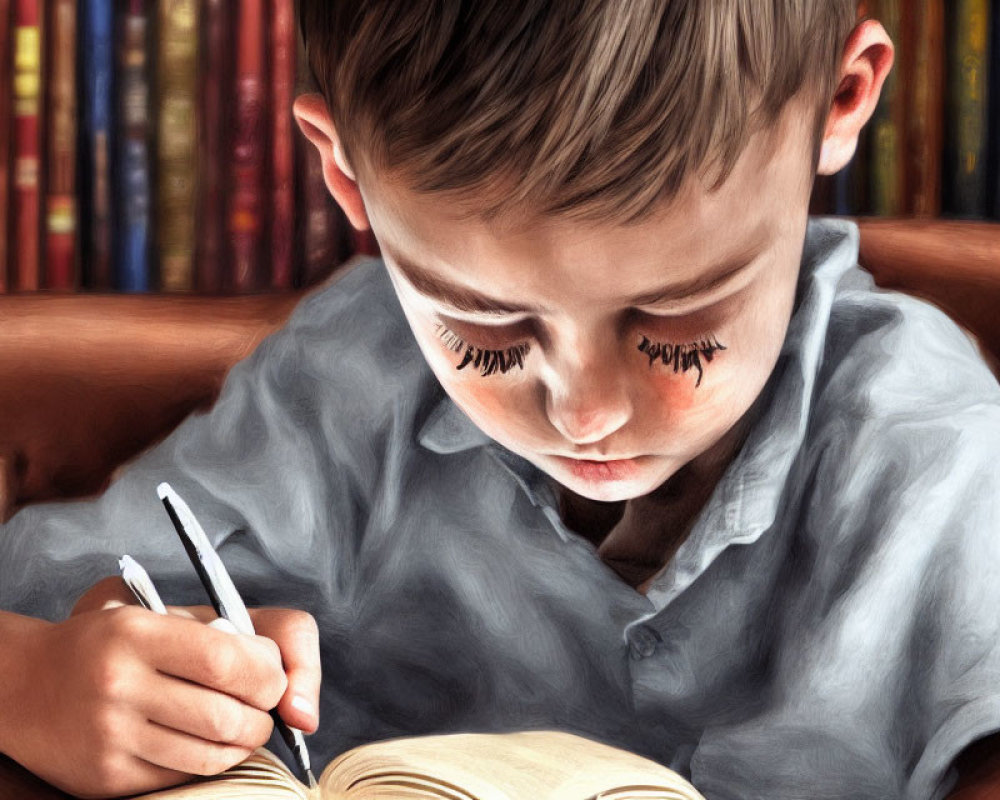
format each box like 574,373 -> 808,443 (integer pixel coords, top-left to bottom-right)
549,455 -> 643,483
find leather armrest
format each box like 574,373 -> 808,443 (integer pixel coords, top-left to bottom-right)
0,292 -> 302,520
856,218 -> 1000,375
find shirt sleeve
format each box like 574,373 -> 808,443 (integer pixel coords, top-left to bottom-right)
898,407 -> 1000,799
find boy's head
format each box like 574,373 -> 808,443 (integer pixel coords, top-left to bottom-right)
298,0 -> 858,222
294,2 -> 893,503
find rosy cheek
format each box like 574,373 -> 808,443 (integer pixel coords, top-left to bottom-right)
446,373 -> 540,441
459,382 -> 509,417
647,369 -> 699,413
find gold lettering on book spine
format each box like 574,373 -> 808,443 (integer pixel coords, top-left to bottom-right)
157,0 -> 199,291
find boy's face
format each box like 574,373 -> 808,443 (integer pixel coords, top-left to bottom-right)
361,102 -> 817,503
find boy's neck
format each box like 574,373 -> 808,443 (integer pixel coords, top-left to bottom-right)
557,415 -> 753,593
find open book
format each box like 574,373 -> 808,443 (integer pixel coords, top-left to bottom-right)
136,730 -> 705,799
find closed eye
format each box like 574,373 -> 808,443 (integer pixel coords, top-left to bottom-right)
636,335 -> 726,387
435,324 -> 530,376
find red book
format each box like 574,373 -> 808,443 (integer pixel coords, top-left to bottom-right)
44,0 -> 78,290
902,0 -> 944,217
269,0 -> 296,290
12,0 -> 42,292
195,0 -> 230,294
294,29 -> 347,288
352,228 -> 380,258
0,0 -> 11,292
229,0 -> 267,293
296,124 -> 346,287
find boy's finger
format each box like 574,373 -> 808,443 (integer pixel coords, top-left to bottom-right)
164,604 -> 219,624
132,720 -> 254,778
81,755 -> 192,799
71,576 -> 136,616
249,608 -> 321,732
138,671 -> 274,750
147,616 -> 287,708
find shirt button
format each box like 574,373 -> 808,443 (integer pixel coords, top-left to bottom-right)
627,625 -> 661,660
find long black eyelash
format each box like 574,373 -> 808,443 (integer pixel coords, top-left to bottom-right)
637,335 -> 727,388
435,325 -> 530,376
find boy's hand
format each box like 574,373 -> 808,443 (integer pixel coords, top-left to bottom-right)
7,578 -> 320,799
72,578 -> 322,733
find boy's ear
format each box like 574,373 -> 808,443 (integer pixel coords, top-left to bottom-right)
816,19 -> 895,175
293,93 -> 371,230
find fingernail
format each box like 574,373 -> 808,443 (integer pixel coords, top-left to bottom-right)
291,695 -> 316,718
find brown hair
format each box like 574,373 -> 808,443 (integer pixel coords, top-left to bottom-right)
300,0 -> 857,222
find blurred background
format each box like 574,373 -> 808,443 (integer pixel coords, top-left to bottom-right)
0,0 -> 996,295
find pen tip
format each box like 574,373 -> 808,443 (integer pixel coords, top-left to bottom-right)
307,769 -> 318,789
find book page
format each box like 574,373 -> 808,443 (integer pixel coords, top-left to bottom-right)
319,731 -> 704,800
133,748 -> 312,800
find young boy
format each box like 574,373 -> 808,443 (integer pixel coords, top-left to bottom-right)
1,2 -> 999,798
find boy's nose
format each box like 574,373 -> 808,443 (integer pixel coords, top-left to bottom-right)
544,375 -> 632,446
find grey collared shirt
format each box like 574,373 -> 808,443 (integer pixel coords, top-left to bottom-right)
2,218 -> 999,800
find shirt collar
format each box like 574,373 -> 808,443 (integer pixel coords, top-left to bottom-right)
644,217 -> 861,608
417,394 -> 492,454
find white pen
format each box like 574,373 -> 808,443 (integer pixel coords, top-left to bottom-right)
156,482 -> 318,789
119,555 -> 168,614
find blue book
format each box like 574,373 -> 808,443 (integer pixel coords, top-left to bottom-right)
115,0 -> 153,292
79,0 -> 115,289
990,0 -> 1000,219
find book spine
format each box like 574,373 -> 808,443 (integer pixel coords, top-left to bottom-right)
229,0 -> 267,293
44,0 -> 77,290
352,228 -> 380,258
296,137 -> 349,287
904,0 -> 944,217
156,0 -> 199,292
944,0 -> 991,217
116,0 -> 152,292
195,0 -> 228,294
808,174 -> 835,216
989,0 -> 1000,219
0,0 -> 11,293
868,0 -> 905,217
270,0 -> 295,290
832,158 -> 856,216
294,29 -> 345,287
12,0 -> 42,291
80,0 -> 113,290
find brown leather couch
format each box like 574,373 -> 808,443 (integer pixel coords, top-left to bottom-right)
0,220 -> 998,524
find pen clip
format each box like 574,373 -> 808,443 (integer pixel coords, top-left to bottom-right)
157,481 -> 256,635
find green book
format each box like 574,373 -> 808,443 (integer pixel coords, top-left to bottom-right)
944,0 -> 991,217
869,0 -> 904,217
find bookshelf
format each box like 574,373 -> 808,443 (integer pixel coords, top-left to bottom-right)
811,0 -> 999,221
0,1 -> 997,295
0,0 -> 375,295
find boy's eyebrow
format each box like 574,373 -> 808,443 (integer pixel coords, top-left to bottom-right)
389,253 -> 544,314
626,254 -> 759,307
388,248 -> 759,315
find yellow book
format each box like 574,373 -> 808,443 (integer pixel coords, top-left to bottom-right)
945,0 -> 991,216
134,731 -> 704,800
868,0 -> 904,217
156,0 -> 199,292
